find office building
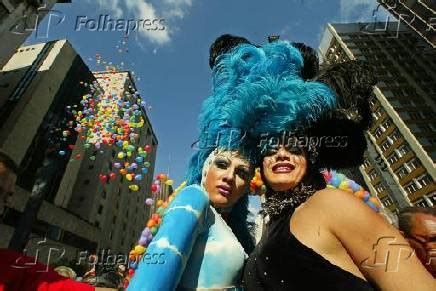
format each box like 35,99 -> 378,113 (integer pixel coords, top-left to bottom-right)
319,22 -> 436,213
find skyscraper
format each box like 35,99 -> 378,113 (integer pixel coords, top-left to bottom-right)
319,22 -> 436,213
377,0 -> 436,48
0,39 -> 100,260
65,71 -> 158,254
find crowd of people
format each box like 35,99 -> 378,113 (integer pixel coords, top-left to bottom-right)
0,34 -> 435,290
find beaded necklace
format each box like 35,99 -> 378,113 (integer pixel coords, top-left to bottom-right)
261,183 -> 316,219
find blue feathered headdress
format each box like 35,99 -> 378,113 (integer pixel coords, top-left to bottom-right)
185,36 -> 340,184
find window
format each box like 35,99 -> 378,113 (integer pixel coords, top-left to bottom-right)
97,204 -> 103,214
414,199 -> 428,207
363,159 -> 371,168
404,182 -> 418,194
375,183 -> 386,194
88,165 -> 94,170
409,112 -> 422,120
429,192 -> 436,205
390,130 -> 401,142
381,120 -> 391,131
95,220 -> 100,228
102,190 -> 107,199
381,140 -> 391,152
373,110 -> 382,120
395,166 -> 408,179
83,179 -> 90,185
405,158 -> 421,172
422,111 -> 435,119
112,215 -> 116,224
369,170 -> 377,181
374,127 -> 383,139
415,174 -> 433,188
387,153 -> 399,165
417,124 -> 432,132
396,144 -> 410,157
382,196 -> 393,207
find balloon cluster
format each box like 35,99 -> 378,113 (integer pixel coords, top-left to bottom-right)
57,74 -> 154,189
124,180 -> 187,288
151,173 -> 174,194
322,170 -> 381,212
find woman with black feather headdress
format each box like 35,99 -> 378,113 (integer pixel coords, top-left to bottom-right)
208,37 -> 435,290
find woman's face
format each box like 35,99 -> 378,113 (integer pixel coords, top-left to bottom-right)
204,152 -> 251,209
262,144 -> 307,192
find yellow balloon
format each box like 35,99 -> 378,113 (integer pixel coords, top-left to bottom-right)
127,151 -> 132,157
126,174 -> 133,181
134,245 -> 145,255
129,184 -> 139,191
165,179 -> 174,186
117,152 -> 125,159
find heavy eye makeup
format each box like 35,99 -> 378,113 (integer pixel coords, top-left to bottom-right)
235,166 -> 250,180
214,157 -> 230,169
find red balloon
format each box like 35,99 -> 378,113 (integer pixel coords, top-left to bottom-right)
75,154 -> 81,160
109,172 -> 117,180
99,174 -> 108,183
152,214 -> 159,222
144,145 -> 152,153
151,184 -> 158,193
68,145 -> 75,150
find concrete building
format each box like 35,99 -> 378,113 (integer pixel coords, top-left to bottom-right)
0,0 -> 63,69
64,71 -> 159,255
319,22 -> 436,213
377,0 -> 436,48
0,39 -> 100,262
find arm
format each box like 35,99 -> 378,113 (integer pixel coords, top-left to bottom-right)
127,185 -> 209,291
313,189 -> 435,290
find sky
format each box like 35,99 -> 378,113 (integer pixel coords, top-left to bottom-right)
25,0 -> 390,191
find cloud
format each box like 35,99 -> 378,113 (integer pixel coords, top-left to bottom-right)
162,0 -> 193,19
125,0 -> 170,45
84,0 -> 194,45
339,0 -> 390,22
93,0 -> 123,18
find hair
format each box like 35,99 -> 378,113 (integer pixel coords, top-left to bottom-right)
0,151 -> 18,174
398,207 -> 436,235
209,34 -> 252,69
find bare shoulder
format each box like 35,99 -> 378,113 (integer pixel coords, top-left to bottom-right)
306,188 -> 387,228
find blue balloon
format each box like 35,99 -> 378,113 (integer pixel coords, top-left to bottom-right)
330,176 -> 341,188
135,156 -> 144,163
141,167 -> 148,174
135,174 -> 143,181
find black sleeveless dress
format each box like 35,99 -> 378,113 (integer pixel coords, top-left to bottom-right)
243,207 -> 376,291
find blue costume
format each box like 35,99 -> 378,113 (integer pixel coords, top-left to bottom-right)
128,185 -> 247,290
128,35 -> 379,290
